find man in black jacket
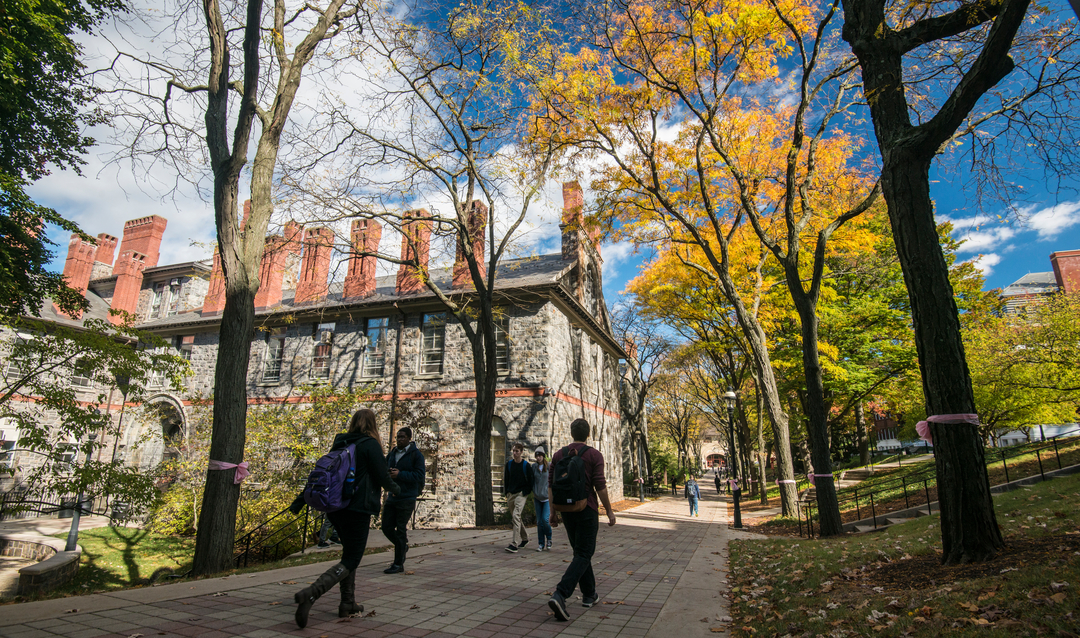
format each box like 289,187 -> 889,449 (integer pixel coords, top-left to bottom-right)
381,427 -> 426,574
503,442 -> 533,553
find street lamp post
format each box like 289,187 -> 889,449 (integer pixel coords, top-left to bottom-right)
65,433 -> 97,552
723,390 -> 742,529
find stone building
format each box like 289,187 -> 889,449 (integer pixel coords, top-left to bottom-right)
2,183 -> 626,527
999,249 -> 1080,317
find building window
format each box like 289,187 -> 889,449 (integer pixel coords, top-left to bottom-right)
0,418 -> 18,470
494,318 -> 510,375
419,313 -> 446,375
571,328 -> 582,385
362,317 -> 388,377
416,418 -> 439,494
490,416 -> 506,491
311,322 -> 335,381
150,283 -> 167,318
56,440 -> 77,473
174,335 -> 194,361
70,358 -> 93,389
4,336 -> 30,380
262,328 -> 287,384
166,281 -> 182,316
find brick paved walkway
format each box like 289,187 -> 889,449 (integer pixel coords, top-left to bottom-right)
0,494 -> 761,638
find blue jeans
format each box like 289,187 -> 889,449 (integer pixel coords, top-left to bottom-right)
535,499 -> 552,546
689,497 -> 699,516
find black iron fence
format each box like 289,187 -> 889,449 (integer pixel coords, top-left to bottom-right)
794,427 -> 1080,538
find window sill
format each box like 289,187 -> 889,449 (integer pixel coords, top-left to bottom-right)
357,375 -> 385,381
257,381 -> 282,387
413,373 -> 444,380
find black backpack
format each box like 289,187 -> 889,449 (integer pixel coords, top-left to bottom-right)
551,445 -> 590,512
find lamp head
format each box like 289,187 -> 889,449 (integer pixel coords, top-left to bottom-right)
722,390 -> 736,406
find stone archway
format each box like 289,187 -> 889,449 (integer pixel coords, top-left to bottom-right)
125,397 -> 186,472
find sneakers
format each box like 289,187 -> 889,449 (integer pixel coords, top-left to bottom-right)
383,564 -> 404,574
548,591 -> 570,621
505,543 -> 519,553
317,541 -> 330,548
582,593 -> 598,608
537,543 -> 545,552
518,539 -> 529,550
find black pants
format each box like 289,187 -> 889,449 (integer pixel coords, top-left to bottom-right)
556,507 -> 598,599
326,509 -> 371,572
381,498 -> 416,566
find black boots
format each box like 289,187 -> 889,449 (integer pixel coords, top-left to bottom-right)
294,563 -> 348,628
338,568 -> 363,618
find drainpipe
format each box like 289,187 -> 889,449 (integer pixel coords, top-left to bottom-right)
389,303 -> 406,452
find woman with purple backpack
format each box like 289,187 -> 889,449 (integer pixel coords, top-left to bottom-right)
289,408 -> 400,628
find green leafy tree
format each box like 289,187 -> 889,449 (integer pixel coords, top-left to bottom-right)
0,0 -> 126,318
0,313 -> 188,514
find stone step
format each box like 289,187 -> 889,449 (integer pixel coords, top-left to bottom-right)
885,517 -> 912,526
843,468 -> 874,481
853,524 -> 882,533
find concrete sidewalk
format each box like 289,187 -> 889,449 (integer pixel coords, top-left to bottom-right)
0,494 -> 762,637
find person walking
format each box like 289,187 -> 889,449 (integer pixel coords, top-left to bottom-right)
503,442 -> 533,552
532,447 -> 552,551
713,468 -> 722,495
547,418 -> 616,622
290,409 -> 400,629
685,475 -> 701,516
381,426 -> 426,574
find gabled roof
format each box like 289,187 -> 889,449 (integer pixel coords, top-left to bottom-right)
29,289 -> 114,329
137,252 -> 571,330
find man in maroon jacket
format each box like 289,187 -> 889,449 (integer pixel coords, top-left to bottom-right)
547,418 -> 617,621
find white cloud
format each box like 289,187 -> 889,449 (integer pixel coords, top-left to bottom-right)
966,253 -> 1002,277
1024,201 -> 1080,241
953,225 -> 1017,253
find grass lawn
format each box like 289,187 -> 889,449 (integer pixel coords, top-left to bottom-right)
728,470 -> 1080,637
0,527 -> 391,603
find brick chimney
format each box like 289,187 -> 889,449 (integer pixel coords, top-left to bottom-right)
396,209 -> 432,296
452,201 -> 488,290
343,219 -> 382,299
254,222 -> 303,309
560,181 -> 601,261
294,227 -> 334,304
201,248 -> 226,315
1051,249 -> 1080,293
114,216 -> 167,272
94,233 -> 118,266
110,250 -> 147,324
57,234 -> 96,318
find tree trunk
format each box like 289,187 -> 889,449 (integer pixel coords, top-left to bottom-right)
791,296 -> 842,536
470,315 -> 496,526
881,156 -> 1004,562
192,269 -> 255,575
856,402 -> 870,466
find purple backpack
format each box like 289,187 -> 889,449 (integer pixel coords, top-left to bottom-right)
302,443 -> 358,512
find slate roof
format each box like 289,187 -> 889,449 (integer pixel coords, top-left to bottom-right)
1001,271 -> 1059,297
136,252 -> 571,330
29,289 -> 114,330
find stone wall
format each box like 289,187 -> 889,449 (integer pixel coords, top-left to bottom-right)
0,533 -> 80,598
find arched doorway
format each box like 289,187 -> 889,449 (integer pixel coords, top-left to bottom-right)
126,399 -> 185,472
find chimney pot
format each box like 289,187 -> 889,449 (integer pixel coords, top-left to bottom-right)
295,227 -> 335,304
452,201 -> 487,290
396,210 -> 432,296
110,250 -> 147,324
344,219 -> 382,299
58,234 -> 96,319
114,215 -> 167,272
1051,249 -> 1080,294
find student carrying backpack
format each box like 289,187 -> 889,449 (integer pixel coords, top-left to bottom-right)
551,444 -> 591,512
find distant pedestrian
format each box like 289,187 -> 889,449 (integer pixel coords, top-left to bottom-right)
685,476 -> 701,516
503,442 -> 533,552
290,409 -> 400,628
381,426 -> 426,574
713,470 -> 722,495
533,447 -> 552,551
547,418 -> 616,622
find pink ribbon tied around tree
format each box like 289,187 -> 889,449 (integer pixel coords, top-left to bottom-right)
208,460 -> 250,484
915,413 -> 980,445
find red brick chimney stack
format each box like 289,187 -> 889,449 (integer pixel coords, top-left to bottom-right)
396,209 -> 432,296
294,227 -> 334,304
201,248 -> 226,315
344,219 -> 382,299
560,181 -> 601,261
114,215 -> 167,272
1051,249 -> 1080,293
452,201 -> 488,290
94,234 -> 118,266
254,222 -> 303,309
58,234 -> 96,318
110,250 -> 147,324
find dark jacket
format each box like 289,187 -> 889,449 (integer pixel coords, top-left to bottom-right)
502,458 -> 533,496
292,432 -> 400,516
386,441 -> 426,502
